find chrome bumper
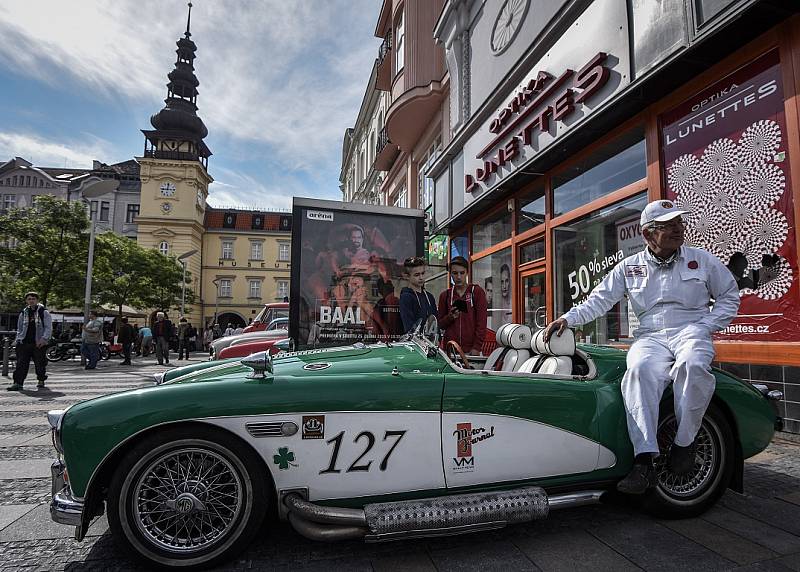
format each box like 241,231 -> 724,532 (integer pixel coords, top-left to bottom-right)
50,460 -> 83,526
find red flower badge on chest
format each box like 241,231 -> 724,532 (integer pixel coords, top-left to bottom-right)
688,261 -> 698,269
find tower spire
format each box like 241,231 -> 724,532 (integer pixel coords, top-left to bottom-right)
185,2 -> 192,38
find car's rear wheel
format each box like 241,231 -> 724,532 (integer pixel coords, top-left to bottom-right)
643,402 -> 734,518
108,427 -> 268,569
46,347 -> 61,362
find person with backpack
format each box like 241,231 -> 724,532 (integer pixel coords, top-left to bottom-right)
7,292 -> 52,391
438,256 -> 488,355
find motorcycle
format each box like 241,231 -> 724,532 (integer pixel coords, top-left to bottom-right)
46,339 -> 110,362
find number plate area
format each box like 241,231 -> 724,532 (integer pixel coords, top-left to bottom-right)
205,412 -> 444,501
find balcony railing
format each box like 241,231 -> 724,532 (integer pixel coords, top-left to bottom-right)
376,127 -> 391,157
378,31 -> 392,66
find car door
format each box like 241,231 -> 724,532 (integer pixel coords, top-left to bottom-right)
442,370 -> 616,488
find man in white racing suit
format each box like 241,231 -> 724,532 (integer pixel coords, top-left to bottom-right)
545,200 -> 739,494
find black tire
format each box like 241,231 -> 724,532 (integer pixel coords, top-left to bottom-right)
46,347 -> 62,362
643,402 -> 734,518
107,426 -> 269,569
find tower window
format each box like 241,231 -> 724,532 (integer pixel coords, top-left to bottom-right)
159,241 -> 170,255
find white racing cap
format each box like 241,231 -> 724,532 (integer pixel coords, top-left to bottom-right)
640,199 -> 688,227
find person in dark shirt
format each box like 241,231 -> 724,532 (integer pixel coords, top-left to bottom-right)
153,312 -> 174,365
398,256 -> 437,333
438,256 -> 488,355
7,292 -> 52,391
118,317 -> 135,366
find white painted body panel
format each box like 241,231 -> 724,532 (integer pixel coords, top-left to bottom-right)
442,413 -> 616,488
205,411 -> 444,501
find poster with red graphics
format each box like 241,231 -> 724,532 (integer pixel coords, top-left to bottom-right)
660,50 -> 799,341
290,198 -> 424,349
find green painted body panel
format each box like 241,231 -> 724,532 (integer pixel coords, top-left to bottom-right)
160,357 -> 240,382
59,340 -> 776,503
62,343 -> 445,497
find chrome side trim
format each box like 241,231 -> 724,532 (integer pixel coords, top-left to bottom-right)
548,490 -> 605,510
245,421 -> 298,438
287,512 -> 367,541
284,493 -> 367,526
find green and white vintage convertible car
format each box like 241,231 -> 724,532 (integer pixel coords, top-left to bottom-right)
48,319 -> 782,569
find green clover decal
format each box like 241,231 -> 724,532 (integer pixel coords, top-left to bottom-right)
273,447 -> 296,470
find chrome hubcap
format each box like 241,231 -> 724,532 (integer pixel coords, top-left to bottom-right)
655,417 -> 717,497
133,448 -> 243,553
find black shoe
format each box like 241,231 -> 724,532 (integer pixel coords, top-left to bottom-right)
669,441 -> 697,476
37,380 -> 46,389
6,384 -> 22,391
617,462 -> 657,495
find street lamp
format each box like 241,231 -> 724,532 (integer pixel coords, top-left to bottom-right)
212,278 -> 220,325
178,249 -> 198,317
79,177 -> 119,323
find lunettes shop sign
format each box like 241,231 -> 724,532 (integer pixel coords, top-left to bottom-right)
465,52 -> 611,193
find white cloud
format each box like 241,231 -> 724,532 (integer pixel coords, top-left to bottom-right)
0,131 -> 112,169
0,0 -> 381,194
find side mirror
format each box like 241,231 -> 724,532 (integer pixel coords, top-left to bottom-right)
241,351 -> 273,379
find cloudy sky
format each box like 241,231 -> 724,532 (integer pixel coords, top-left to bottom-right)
0,1 -> 380,209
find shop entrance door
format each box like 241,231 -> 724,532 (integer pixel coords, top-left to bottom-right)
520,269 -> 547,331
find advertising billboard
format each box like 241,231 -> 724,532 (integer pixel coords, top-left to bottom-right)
290,198 -> 424,349
660,50 -> 799,342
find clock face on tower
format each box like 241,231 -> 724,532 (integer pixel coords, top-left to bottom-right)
160,182 -> 177,197
196,189 -> 204,208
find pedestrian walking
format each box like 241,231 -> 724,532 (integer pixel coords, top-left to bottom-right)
118,317 -> 134,365
82,310 -> 104,370
545,200 -> 739,494
153,312 -> 174,365
139,325 -> 153,356
203,325 -> 214,351
177,317 -> 190,360
6,292 -> 52,391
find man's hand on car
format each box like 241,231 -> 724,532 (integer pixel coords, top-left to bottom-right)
544,318 -> 568,342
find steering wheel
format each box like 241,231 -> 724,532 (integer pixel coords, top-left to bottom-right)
446,340 -> 471,369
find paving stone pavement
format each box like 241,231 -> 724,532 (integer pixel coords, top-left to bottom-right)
1,356 -> 799,571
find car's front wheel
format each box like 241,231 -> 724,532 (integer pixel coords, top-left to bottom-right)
644,402 -> 734,518
108,427 -> 269,569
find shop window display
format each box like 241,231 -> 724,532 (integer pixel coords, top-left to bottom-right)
472,247 -> 512,331
520,239 -> 545,265
554,194 -> 648,344
552,131 -> 646,217
472,207 -> 511,253
517,183 -> 546,234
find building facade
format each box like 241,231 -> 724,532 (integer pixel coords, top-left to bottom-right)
351,0 -> 800,432
340,64 -> 391,205
201,208 -> 292,328
0,157 -> 141,238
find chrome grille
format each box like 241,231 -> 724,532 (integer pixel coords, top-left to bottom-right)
245,421 -> 297,438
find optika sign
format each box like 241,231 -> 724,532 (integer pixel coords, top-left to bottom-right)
466,52 -> 611,193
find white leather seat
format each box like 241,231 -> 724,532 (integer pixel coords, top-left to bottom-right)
482,324 -> 532,372
526,328 -> 576,375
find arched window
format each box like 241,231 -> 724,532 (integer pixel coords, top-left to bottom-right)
158,241 -> 169,255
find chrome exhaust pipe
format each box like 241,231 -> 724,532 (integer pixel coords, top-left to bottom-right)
548,490 -> 605,510
287,512 -> 367,542
284,493 -> 367,526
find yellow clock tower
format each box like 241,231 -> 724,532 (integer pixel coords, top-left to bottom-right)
136,2 -> 211,319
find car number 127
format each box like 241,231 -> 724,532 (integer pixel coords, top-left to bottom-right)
320,430 -> 407,474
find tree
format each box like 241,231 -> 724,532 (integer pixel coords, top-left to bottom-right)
0,195 -> 89,307
140,248 -> 195,316
92,233 -> 157,318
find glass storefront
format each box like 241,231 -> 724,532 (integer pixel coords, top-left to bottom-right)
553,193 -> 648,344
522,272 -> 547,330
472,247 -> 512,332
517,182 -> 545,234
473,208 -> 512,253
552,130 -> 647,217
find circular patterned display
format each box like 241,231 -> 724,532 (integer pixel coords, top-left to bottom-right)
741,163 -> 785,210
738,120 -> 781,165
490,0 -> 530,55
700,138 -> 738,180
666,118 -> 793,302
667,154 -> 700,195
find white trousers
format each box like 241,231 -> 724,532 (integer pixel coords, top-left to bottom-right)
622,325 -> 716,456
